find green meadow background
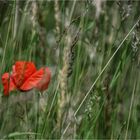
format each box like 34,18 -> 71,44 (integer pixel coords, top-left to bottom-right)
0,0 -> 140,139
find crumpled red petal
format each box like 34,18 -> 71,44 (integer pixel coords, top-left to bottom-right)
20,67 -> 51,91
2,73 -> 16,96
12,61 -> 36,87
2,61 -> 51,96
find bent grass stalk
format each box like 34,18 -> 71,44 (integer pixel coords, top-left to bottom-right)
61,16 -> 140,137
3,132 -> 41,139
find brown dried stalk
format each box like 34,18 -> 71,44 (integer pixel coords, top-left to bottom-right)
103,74 -> 112,137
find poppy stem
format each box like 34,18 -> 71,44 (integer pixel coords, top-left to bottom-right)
35,92 -> 40,139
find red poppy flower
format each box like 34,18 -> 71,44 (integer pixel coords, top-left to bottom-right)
2,61 -> 51,96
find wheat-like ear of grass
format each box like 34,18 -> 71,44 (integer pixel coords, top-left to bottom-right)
57,29 -> 80,134
30,0 -> 46,64
54,0 -> 61,37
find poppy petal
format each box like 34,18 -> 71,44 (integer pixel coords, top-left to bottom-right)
20,67 -> 51,91
36,68 -> 51,91
2,73 -> 16,96
12,61 -> 37,87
